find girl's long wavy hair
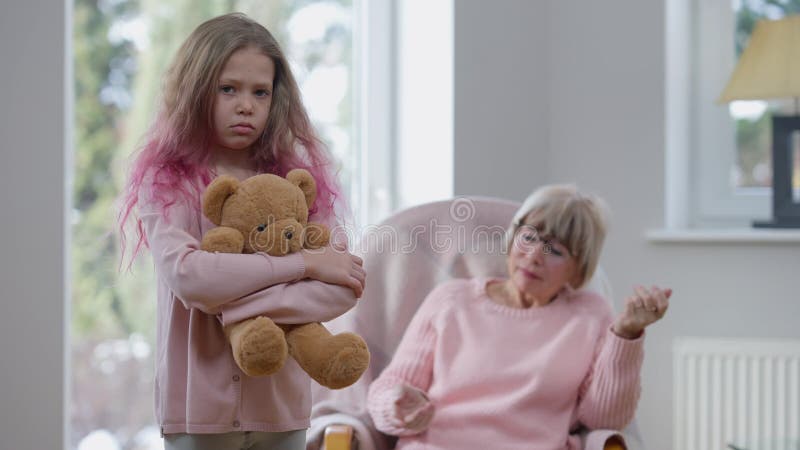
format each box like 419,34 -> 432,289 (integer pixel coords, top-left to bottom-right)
117,13 -> 345,267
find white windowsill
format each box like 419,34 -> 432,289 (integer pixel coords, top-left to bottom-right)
646,228 -> 800,243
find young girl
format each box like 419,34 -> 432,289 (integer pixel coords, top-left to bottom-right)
118,13 -> 365,450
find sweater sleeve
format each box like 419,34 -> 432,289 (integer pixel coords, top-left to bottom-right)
576,327 -> 645,430
218,280 -> 358,325
367,283 -> 452,436
138,180 -> 305,315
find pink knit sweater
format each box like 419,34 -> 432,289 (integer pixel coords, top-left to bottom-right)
367,278 -> 643,450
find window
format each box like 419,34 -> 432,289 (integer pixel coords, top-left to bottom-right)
671,0 -> 799,228
71,0 -> 454,445
70,1 -> 385,449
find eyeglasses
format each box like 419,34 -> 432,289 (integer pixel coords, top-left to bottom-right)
512,225 -> 570,257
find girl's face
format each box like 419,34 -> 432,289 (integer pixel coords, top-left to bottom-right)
211,46 -> 275,154
507,223 -> 578,305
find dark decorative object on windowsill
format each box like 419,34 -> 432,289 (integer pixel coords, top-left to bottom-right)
755,114 -> 800,228
719,15 -> 800,228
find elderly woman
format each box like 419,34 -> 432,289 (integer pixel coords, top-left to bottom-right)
366,185 -> 670,450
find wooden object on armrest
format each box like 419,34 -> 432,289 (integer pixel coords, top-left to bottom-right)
323,424 -> 354,450
604,435 -> 627,450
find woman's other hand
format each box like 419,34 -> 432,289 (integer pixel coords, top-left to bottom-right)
612,285 -> 671,339
390,384 -> 435,432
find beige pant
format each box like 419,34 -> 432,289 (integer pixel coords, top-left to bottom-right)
164,430 -> 305,450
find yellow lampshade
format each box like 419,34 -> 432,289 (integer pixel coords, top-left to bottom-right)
718,15 -> 800,103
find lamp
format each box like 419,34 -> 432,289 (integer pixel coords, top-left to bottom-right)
718,15 -> 800,228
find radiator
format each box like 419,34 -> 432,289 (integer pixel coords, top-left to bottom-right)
674,338 -> 800,450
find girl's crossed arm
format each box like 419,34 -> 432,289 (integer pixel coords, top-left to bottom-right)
218,279 -> 360,326
140,178 -> 365,317
216,232 -> 366,326
140,199 -> 306,313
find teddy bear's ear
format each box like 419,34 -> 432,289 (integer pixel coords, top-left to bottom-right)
202,175 -> 239,225
286,168 -> 317,208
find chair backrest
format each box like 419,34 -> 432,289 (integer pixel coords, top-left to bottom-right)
352,197 -> 519,371
310,197 -> 635,450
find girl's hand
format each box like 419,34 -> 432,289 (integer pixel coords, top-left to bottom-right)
390,384 -> 435,431
612,285 -> 672,339
301,245 -> 366,298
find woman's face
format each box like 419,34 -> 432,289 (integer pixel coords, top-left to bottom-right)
507,223 -> 578,304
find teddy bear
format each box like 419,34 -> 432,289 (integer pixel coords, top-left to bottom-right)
200,168 -> 369,389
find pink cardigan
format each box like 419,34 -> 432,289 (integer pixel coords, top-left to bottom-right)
138,171 -> 358,435
366,278 -> 643,450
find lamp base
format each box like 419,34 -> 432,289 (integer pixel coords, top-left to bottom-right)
756,115 -> 800,229
752,218 -> 800,228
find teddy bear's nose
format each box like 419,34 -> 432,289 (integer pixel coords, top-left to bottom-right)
284,231 -> 293,240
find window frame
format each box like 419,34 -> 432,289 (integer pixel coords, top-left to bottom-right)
354,0 -> 397,228
667,0 -> 771,229
59,0 -> 456,447
355,0 -> 454,228
64,1 -> 398,448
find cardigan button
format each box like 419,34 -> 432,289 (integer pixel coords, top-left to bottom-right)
233,420 -> 240,428
232,375 -> 240,382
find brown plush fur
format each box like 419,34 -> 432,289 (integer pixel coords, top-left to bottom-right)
200,169 -> 369,388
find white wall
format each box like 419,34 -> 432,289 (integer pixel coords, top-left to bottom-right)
0,0 -> 67,449
454,0 -> 549,201
454,1 -> 800,449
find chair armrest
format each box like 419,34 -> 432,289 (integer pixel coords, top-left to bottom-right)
323,424 -> 355,450
321,423 -> 626,449
605,435 -> 626,450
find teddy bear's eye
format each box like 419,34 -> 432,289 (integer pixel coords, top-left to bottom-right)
257,224 -> 266,232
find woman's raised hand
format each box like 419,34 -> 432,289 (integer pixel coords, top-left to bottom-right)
612,285 -> 672,339
301,244 -> 366,298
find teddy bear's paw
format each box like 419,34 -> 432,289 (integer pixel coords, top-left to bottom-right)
228,316 -> 288,377
201,226 -> 245,253
316,333 -> 370,389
